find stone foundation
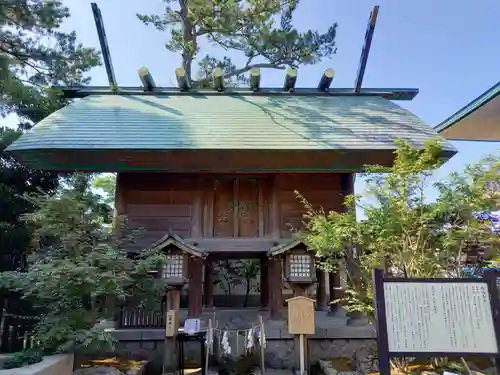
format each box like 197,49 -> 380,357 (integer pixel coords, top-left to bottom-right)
110,337 -> 376,370
106,308 -> 378,372
264,339 -> 376,369
107,330 -> 376,370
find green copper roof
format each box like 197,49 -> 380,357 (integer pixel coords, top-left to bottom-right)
6,94 -> 454,152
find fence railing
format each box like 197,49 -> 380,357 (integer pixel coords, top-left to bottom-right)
0,311 -> 37,353
119,301 -> 166,329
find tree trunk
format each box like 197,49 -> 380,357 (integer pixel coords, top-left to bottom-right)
179,0 -> 195,84
243,277 -> 251,307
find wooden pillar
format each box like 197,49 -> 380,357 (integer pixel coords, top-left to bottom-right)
167,287 -> 181,313
188,257 -> 203,317
109,173 -> 126,320
341,173 -> 363,323
328,272 -> 342,314
292,284 -> 308,297
204,257 -> 214,308
316,269 -> 327,310
260,256 -> 269,310
164,287 -> 181,373
268,256 -> 283,319
112,173 -> 127,232
327,173 -> 355,315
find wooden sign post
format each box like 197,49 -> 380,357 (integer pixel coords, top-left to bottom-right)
372,268 -> 500,375
204,319 -> 212,375
258,314 -> 266,375
165,309 -> 178,337
286,296 -> 316,375
164,287 -> 182,375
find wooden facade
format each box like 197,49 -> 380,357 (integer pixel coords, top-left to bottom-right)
116,172 -> 353,318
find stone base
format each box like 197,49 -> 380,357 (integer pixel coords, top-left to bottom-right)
108,309 -> 377,371
107,331 -> 376,371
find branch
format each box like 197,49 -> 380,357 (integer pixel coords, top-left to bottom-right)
193,62 -> 285,86
0,43 -> 51,76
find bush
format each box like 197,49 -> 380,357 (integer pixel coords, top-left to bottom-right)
2,349 -> 43,369
0,174 -> 166,353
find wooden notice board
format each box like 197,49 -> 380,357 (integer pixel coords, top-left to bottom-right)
372,268 -> 500,375
286,296 -> 315,335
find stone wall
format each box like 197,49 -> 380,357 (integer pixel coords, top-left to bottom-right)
0,354 -> 74,375
265,339 -> 377,369
110,337 -> 376,370
108,309 -> 377,371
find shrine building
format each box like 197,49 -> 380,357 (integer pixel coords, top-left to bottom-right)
3,3 -> 457,365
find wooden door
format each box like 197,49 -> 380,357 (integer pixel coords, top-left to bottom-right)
211,176 -> 261,237
213,178 -> 234,237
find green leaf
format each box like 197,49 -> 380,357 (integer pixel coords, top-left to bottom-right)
299,137 -> 500,324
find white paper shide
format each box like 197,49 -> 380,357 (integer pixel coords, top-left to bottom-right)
383,282 -> 497,353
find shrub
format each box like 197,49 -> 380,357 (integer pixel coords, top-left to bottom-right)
2,349 -> 43,369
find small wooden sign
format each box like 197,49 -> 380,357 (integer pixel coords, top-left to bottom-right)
286,296 -> 315,335
165,309 -> 177,337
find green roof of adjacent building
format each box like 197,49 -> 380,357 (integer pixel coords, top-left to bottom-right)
6,94 -> 455,153
434,81 -> 500,141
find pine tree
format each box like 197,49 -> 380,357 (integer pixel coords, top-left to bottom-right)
137,0 -> 337,87
0,1 -> 101,272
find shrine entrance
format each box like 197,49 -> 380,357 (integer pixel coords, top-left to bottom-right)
199,240 -> 331,319
202,253 -> 268,309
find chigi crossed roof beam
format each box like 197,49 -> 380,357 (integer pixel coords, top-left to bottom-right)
354,5 -> 379,93
87,3 -> 414,100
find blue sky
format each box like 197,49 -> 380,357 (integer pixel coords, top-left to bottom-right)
4,0 -> 500,200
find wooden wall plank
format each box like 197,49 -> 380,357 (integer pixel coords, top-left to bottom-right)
203,178 -> 214,237
238,177 -> 259,237
121,173 -> 344,250
191,177 -> 203,238
213,178 -> 234,237
270,175 -> 280,239
233,178 -> 239,237
258,179 -> 265,237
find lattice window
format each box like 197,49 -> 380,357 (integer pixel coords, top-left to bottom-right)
289,254 -> 311,278
163,254 -> 184,279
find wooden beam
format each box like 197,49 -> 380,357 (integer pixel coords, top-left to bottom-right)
138,67 -> 156,91
187,238 -> 283,252
90,3 -> 117,91
54,86 -> 418,101
354,5 -> 380,93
